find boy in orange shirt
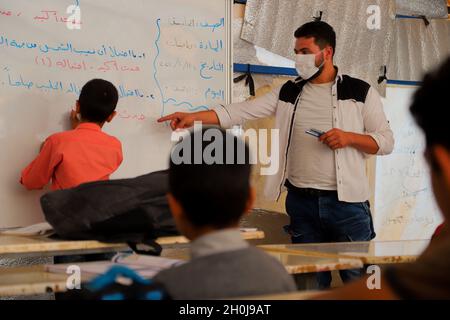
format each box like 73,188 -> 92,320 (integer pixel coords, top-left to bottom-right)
21,78 -> 123,190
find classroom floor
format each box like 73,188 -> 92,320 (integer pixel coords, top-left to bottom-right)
241,209 -> 291,245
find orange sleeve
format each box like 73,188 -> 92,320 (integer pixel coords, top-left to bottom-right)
20,138 -> 63,190
116,139 -> 123,167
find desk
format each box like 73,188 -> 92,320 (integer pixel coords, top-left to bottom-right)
0,266 -> 326,298
0,246 -> 361,297
5,239 -> 425,298
264,252 -> 363,274
0,230 -> 264,259
0,265 -> 75,297
0,236 -> 128,259
259,240 -> 430,265
156,247 -> 364,275
0,247 -> 190,297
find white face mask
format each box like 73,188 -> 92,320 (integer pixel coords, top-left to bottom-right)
295,50 -> 325,80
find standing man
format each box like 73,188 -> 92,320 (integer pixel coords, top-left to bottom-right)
158,21 -> 394,289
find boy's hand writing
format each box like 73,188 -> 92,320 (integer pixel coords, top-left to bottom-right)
70,110 -> 80,129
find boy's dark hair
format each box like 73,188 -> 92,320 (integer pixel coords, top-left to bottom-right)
169,128 -> 251,229
410,57 -> 450,151
294,21 -> 336,56
79,79 -> 119,123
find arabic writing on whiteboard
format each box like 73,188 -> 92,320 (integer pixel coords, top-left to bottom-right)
3,67 -> 155,100
34,56 -> 141,73
152,17 -> 226,116
168,17 -> 225,32
1,7 -> 81,26
374,87 -> 442,240
0,35 -> 146,59
1,10 -> 228,121
165,37 -> 224,52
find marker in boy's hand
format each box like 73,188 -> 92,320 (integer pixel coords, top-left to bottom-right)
70,109 -> 80,129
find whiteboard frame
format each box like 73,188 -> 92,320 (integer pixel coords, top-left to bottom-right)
225,0 -> 233,105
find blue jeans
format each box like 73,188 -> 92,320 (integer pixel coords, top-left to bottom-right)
284,188 -> 376,289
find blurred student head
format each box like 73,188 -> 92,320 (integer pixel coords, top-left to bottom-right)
76,79 -> 119,124
410,57 -> 450,220
167,127 -> 255,240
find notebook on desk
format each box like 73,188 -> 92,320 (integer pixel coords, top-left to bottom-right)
45,253 -> 185,278
0,222 -> 54,237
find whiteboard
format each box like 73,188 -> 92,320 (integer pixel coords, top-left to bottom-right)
0,0 -> 232,227
374,86 -> 443,240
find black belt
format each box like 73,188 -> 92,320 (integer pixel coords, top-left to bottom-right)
285,180 -> 337,197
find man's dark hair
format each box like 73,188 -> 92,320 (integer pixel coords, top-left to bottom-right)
169,128 -> 251,228
78,79 -> 119,123
294,21 -> 336,56
410,57 -> 450,151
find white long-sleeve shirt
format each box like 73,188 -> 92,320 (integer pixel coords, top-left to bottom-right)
214,71 -> 394,203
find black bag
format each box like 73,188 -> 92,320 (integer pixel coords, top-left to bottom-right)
40,170 -> 179,255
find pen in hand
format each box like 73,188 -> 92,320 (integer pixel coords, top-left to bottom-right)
305,128 -> 325,138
